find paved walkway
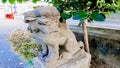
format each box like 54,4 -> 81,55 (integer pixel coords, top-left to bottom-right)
0,17 -> 27,68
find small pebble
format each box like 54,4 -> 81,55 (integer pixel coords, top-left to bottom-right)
19,62 -> 23,65
8,59 -> 11,61
0,50 -> 3,53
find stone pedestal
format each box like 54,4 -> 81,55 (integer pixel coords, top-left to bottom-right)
32,50 -> 91,68
57,51 -> 91,68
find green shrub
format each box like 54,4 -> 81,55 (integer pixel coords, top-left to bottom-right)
8,29 -> 41,61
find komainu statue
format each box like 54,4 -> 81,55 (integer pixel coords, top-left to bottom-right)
24,6 -> 91,68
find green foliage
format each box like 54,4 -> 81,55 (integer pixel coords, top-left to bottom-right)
117,0 -> 120,4
18,42 -> 41,61
73,10 -> 88,20
32,0 -> 38,3
73,14 -> 80,20
8,0 -> 15,4
90,11 -> 105,21
3,0 -> 28,4
2,0 -> 7,3
17,0 -> 22,3
44,0 -> 120,25
60,13 -> 72,20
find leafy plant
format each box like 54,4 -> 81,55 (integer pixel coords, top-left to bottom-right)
18,42 -> 41,61
17,0 -> 22,3
8,29 -> 41,61
32,0 -> 39,3
1,0 -> 29,4
8,0 -> 15,4
2,0 -> 7,3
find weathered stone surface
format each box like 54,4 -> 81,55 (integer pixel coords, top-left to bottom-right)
57,51 -> 91,68
32,50 -> 91,68
24,6 -> 91,68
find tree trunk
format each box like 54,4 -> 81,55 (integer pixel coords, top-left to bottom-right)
82,19 -> 90,53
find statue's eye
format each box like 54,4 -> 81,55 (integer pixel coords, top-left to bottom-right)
38,22 -> 46,25
25,20 -> 36,23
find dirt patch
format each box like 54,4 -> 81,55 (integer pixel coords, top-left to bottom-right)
90,58 -> 114,68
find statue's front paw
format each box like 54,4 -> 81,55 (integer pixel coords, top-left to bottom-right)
60,52 -> 73,60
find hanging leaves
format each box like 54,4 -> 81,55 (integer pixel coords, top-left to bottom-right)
17,0 -> 22,3
32,0 -> 38,3
78,11 -> 88,19
60,13 -> 72,20
23,0 -> 28,2
90,11 -> 105,22
105,0 -> 114,4
73,13 -> 81,20
8,0 -> 15,4
2,0 -> 7,3
73,10 -> 88,20
117,0 -> 120,4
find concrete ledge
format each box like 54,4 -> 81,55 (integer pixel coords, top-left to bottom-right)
68,25 -> 120,41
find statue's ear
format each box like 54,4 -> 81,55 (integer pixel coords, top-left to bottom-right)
24,11 -> 36,23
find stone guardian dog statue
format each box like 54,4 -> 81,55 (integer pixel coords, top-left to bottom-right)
24,6 -> 91,68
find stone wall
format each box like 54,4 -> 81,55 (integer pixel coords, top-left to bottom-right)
69,25 -> 120,68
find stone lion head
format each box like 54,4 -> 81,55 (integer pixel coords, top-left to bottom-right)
24,6 -> 61,34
